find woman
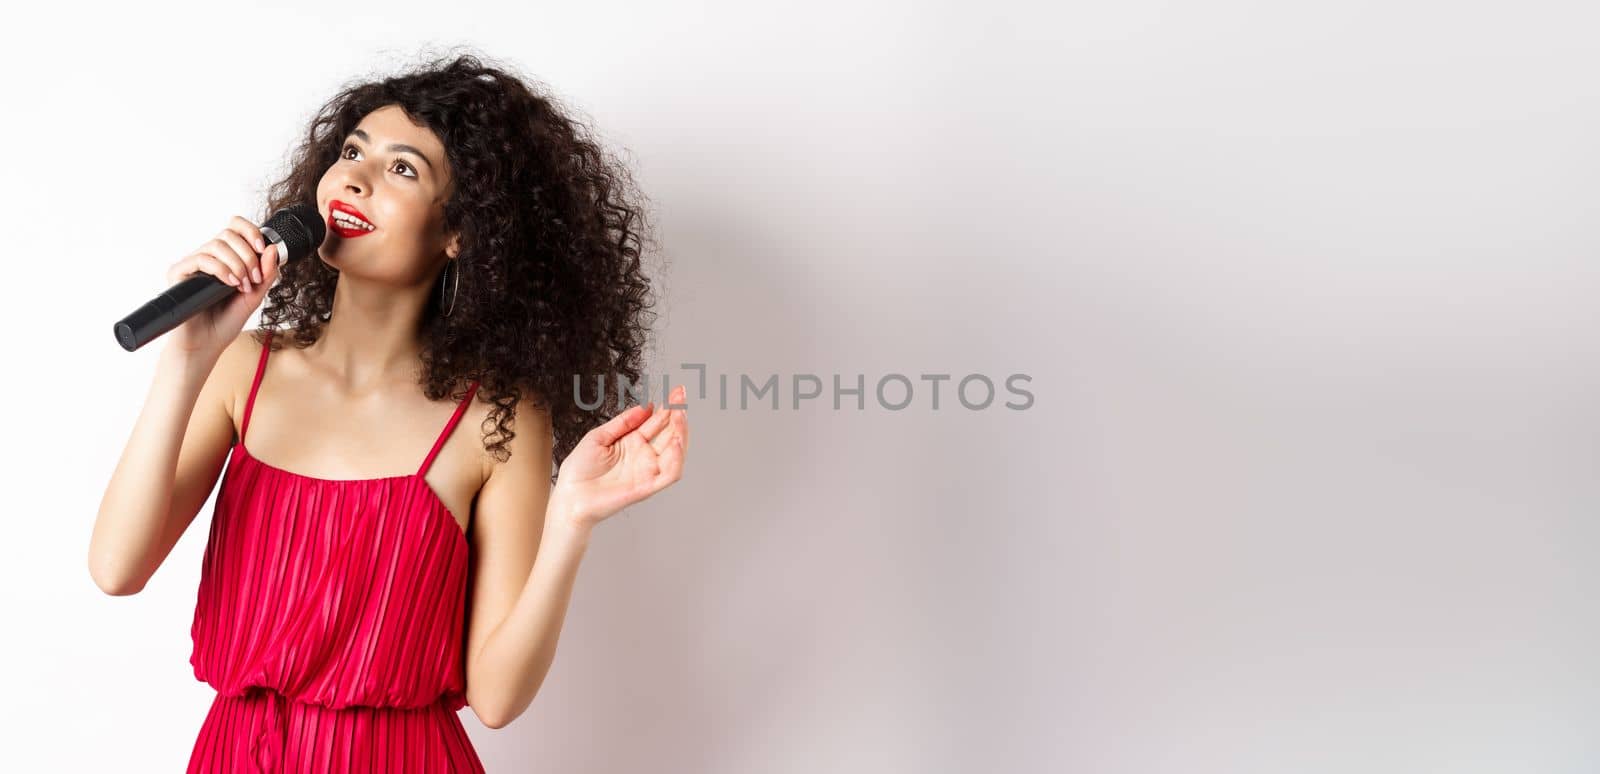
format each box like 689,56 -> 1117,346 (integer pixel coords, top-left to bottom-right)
88,52 -> 688,773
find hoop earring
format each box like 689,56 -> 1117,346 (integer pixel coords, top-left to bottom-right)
440,259 -> 460,318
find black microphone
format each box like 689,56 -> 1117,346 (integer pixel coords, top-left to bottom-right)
114,204 -> 326,352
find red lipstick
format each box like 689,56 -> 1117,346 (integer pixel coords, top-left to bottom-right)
328,200 -> 377,238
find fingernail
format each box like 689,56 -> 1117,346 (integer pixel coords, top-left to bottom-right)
252,268 -> 262,283
255,238 -> 265,251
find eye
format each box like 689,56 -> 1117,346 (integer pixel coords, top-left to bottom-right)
340,143 -> 418,179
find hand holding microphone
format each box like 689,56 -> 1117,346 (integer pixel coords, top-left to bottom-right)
165,215 -> 279,356
113,204 -> 325,353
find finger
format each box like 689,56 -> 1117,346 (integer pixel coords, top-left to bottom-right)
191,254 -> 244,290
242,245 -> 277,295
676,413 -> 688,456
647,408 -> 686,456
228,215 -> 268,256
636,400 -> 673,442
648,424 -> 676,455
645,404 -> 681,453
666,384 -> 688,454
655,433 -> 685,486
588,403 -> 654,447
664,383 -> 688,409
216,229 -> 262,290
675,400 -> 688,455
202,239 -> 250,288
638,388 -> 676,455
260,243 -> 279,282
169,256 -> 222,286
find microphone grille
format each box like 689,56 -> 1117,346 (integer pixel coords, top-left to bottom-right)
263,203 -> 327,263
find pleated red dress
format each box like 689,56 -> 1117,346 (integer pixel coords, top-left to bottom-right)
187,330 -> 486,773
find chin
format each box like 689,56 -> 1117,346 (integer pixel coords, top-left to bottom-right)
314,245 -> 342,271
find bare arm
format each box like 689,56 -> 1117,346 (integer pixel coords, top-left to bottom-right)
90,214 -> 282,595
464,388 -> 689,729
461,398 -> 586,728
87,334 -> 251,595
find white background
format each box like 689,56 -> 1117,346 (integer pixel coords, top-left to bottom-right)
1,1 -> 1595,772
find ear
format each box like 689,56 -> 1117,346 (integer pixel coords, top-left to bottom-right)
445,231 -> 461,260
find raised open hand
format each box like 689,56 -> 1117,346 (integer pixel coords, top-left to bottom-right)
552,384 -> 690,529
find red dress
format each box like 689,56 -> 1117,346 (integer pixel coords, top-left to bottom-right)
187,330 -> 486,773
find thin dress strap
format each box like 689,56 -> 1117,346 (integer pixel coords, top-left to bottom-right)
239,330 -> 274,447
417,380 -> 480,477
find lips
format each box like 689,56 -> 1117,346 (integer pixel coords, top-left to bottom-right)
328,200 -> 377,238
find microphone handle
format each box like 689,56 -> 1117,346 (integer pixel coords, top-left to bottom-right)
113,272 -> 238,352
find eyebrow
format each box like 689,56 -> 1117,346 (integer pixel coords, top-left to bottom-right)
349,128 -> 436,173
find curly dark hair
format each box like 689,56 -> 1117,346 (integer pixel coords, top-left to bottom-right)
253,49 -> 660,481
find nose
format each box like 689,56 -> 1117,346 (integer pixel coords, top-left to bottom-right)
340,164 -> 373,196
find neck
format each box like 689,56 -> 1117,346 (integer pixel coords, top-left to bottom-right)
306,275 -> 434,393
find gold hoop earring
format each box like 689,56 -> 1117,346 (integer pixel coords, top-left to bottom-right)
441,259 -> 460,317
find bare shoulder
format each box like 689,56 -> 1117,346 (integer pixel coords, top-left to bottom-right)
475,391 -> 555,481
213,329 -> 272,427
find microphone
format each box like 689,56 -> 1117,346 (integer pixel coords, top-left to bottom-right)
113,204 -> 327,352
